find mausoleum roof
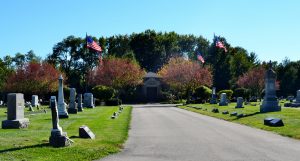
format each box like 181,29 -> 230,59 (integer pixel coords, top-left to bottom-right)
144,72 -> 159,78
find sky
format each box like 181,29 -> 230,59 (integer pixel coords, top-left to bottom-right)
0,0 -> 299,62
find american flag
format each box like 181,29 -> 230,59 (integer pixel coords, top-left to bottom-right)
197,52 -> 205,63
86,36 -> 102,52
215,36 -> 227,52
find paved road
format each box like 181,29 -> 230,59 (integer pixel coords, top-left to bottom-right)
100,105 -> 300,161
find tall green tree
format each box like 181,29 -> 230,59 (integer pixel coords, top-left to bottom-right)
46,35 -> 100,91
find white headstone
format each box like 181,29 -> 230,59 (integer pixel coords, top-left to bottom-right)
31,95 -> 39,107
57,75 -> 69,118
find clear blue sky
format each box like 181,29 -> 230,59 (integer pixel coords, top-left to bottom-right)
1,0 -> 299,62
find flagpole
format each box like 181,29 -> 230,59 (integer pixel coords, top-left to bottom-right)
85,32 -> 88,93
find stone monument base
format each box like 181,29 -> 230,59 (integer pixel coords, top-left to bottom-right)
260,101 -> 281,113
210,100 -> 217,104
68,108 -> 78,114
218,102 -> 228,106
49,129 -> 72,147
291,102 -> 300,107
2,118 -> 30,129
84,105 -> 95,108
59,114 -> 69,119
235,105 -> 244,108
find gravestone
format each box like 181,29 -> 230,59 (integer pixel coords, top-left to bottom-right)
31,95 -> 39,107
264,117 -> 284,127
260,62 -> 281,112
237,113 -> 244,118
79,125 -> 95,139
2,93 -> 30,129
77,94 -> 83,112
57,75 -> 69,118
49,96 -> 72,147
296,90 -> 300,103
235,97 -> 244,108
219,93 -> 228,106
83,93 -> 95,108
210,87 -> 217,104
212,108 -> 219,113
230,111 -> 238,116
264,117 -> 275,126
290,90 -> 300,107
68,88 -> 77,114
222,111 -> 229,114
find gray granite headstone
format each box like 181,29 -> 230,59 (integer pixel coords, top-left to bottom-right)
230,111 -> 238,116
2,93 -> 29,129
296,90 -> 300,103
222,111 -> 229,114
83,93 -> 95,108
235,97 -> 244,108
260,62 -> 281,112
77,94 -> 83,112
31,95 -> 39,107
68,88 -> 77,114
219,93 -> 228,106
57,75 -> 69,118
290,90 -> 300,107
79,125 -> 95,139
49,96 -> 72,147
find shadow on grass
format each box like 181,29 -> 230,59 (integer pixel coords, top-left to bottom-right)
70,136 -> 79,139
232,111 -> 260,120
0,143 -> 50,153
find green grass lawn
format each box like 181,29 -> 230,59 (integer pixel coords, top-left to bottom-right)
0,105 -> 132,161
179,101 -> 300,139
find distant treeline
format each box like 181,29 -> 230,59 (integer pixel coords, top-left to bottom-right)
1,30 -> 300,97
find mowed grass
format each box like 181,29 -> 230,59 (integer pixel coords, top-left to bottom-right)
0,105 -> 132,161
179,101 -> 300,139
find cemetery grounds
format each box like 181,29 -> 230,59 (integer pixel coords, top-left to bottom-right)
179,101 -> 300,139
0,105 -> 132,161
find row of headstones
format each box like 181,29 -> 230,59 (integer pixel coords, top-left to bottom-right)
1,75 -> 98,147
1,93 -> 96,147
211,92 -> 244,108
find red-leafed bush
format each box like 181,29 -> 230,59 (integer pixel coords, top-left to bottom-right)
87,58 -> 145,90
4,62 -> 62,97
158,57 -> 213,101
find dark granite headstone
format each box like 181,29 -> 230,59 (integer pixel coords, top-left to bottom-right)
79,125 -> 95,139
49,96 -> 72,147
212,108 -> 219,113
264,117 -> 275,126
222,111 -> 229,114
77,94 -> 83,112
237,113 -> 244,118
260,62 -> 281,112
235,97 -> 244,108
230,112 -> 238,116
269,118 -> 284,127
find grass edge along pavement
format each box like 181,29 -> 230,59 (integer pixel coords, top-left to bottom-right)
0,105 -> 132,161
178,102 -> 300,139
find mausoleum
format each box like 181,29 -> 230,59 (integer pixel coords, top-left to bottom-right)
141,72 -> 162,102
